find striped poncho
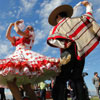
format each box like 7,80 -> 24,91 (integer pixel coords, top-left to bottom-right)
47,12 -> 100,60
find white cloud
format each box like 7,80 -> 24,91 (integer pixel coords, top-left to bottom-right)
94,8 -> 100,21
0,41 -> 13,58
88,0 -> 100,6
35,20 -> 38,24
0,25 -> 5,31
39,42 -> 60,58
37,0 -> 72,29
21,0 -> 37,12
17,0 -> 37,18
84,68 -> 89,71
8,11 -> 15,17
34,30 -> 46,45
39,0 -> 62,18
16,7 -> 23,19
39,0 -> 61,18
0,11 -> 16,19
51,50 -> 58,55
41,44 -> 50,53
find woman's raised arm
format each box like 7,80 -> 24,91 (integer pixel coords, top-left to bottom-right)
6,23 -> 15,44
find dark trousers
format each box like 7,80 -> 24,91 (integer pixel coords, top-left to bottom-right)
0,88 -> 6,100
96,87 -> 100,99
68,80 -> 77,100
40,89 -> 46,100
52,44 -> 90,100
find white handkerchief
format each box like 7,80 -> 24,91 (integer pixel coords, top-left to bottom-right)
14,19 -> 25,31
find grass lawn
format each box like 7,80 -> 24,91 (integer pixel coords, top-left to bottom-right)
67,96 -> 99,100
47,96 -> 99,100
90,96 -> 99,100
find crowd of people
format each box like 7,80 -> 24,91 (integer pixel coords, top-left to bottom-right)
0,71 -> 100,100
0,0 -> 100,100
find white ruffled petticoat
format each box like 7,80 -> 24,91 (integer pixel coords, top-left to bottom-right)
0,44 -> 59,86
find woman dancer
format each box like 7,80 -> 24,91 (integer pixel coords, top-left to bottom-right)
0,20 -> 60,100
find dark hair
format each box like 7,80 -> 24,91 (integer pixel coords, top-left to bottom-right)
58,12 -> 67,18
55,12 -> 68,20
94,72 -> 98,75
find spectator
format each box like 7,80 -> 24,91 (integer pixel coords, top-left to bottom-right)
39,82 -> 46,100
92,72 -> 100,99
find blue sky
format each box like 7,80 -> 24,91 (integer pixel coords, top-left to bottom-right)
0,0 -> 100,98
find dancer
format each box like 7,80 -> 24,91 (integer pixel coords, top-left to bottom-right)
0,20 -> 60,100
47,1 -> 100,100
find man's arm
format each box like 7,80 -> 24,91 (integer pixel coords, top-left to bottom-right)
81,1 -> 93,14
49,39 -> 65,48
48,39 -> 72,49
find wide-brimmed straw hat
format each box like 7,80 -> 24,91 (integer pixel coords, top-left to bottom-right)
48,5 -> 73,26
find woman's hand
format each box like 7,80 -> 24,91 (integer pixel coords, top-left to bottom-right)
81,1 -> 89,7
15,20 -> 23,25
14,21 -> 29,38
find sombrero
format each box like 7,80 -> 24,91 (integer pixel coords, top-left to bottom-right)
48,5 -> 73,26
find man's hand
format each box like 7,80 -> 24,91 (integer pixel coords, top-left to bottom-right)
59,54 -> 71,67
81,1 -> 89,7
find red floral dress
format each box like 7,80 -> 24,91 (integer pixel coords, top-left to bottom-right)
0,31 -> 59,85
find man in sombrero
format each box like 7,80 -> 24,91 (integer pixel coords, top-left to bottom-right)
47,1 -> 100,100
